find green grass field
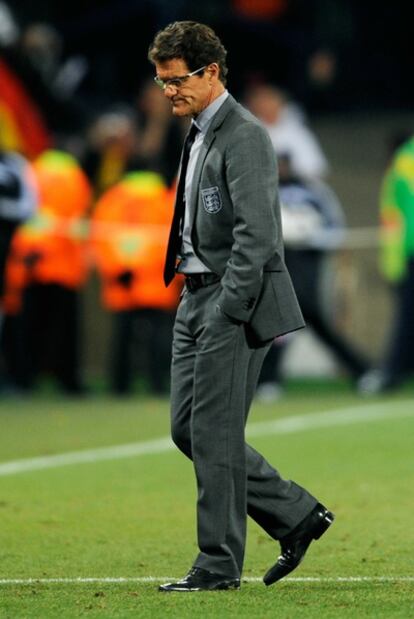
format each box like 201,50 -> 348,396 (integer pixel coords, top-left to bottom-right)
0,382 -> 413,618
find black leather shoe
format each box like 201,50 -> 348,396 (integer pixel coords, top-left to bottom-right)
159,567 -> 240,592
263,503 -> 334,586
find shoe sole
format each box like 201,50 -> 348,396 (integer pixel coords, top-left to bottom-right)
159,581 -> 240,592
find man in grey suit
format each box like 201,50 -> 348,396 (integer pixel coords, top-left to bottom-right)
148,21 -> 334,592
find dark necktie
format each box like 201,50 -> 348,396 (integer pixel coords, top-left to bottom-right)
164,122 -> 199,286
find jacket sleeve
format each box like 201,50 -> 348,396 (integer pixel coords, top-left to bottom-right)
217,120 -> 282,322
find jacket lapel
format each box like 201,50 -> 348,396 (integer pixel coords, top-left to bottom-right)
189,95 -> 237,228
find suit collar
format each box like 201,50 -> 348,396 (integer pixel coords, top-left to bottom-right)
202,94 -> 238,146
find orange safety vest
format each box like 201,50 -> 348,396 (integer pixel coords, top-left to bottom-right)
3,151 -> 91,313
90,171 -> 181,311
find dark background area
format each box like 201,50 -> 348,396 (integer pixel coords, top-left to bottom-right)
9,0 -> 414,115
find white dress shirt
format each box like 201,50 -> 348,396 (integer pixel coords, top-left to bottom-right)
177,89 -> 229,274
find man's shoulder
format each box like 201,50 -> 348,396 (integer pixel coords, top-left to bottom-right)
218,96 -> 270,138
225,96 -> 262,123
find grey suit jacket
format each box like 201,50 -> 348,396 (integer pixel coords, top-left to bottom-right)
178,94 -> 305,341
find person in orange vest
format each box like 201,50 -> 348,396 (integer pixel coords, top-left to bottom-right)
0,148 -> 37,297
3,149 -> 91,393
90,170 -> 181,395
0,147 -> 38,393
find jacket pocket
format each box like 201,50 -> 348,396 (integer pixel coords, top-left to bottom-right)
249,271 -> 305,341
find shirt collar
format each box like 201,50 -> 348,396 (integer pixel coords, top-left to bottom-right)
192,90 -> 229,134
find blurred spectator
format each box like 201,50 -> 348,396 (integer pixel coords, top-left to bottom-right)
90,171 -> 181,395
256,154 -> 369,401
358,134 -> 414,395
0,147 -> 37,392
82,107 -> 140,196
0,2 -> 19,47
82,90 -> 185,197
2,150 -> 91,394
20,22 -> 89,101
302,48 -> 339,113
134,79 -> 186,187
245,84 -> 329,179
0,16 -> 90,157
0,148 -> 37,295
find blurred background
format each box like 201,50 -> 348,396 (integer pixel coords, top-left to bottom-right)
1,0 -> 414,399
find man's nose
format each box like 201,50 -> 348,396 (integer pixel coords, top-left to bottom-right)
164,83 -> 178,97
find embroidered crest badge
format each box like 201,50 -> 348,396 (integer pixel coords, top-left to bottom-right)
201,186 -> 222,214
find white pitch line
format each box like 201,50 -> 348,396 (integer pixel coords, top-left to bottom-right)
0,399 -> 413,477
0,436 -> 173,477
0,576 -> 413,586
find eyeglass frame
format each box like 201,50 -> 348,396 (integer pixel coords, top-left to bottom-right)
153,65 -> 207,90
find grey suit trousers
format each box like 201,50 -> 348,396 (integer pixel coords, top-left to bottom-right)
171,282 -> 317,578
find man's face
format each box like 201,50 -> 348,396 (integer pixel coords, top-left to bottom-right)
154,58 -> 214,117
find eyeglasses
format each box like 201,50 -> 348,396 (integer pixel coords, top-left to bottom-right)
154,65 -> 207,90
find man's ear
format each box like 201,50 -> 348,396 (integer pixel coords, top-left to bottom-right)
207,63 -> 220,80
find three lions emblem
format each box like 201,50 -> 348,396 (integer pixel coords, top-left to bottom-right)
201,186 -> 222,214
